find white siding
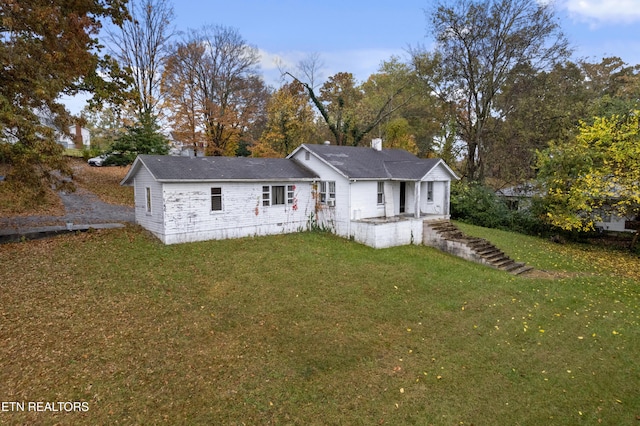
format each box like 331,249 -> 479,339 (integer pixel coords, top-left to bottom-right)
421,181 -> 448,216
290,150 -> 351,236
161,181 -> 315,244
421,163 -> 454,218
350,181 -> 385,220
133,166 -> 164,238
595,214 -> 635,233
351,218 -> 423,249
424,162 -> 453,181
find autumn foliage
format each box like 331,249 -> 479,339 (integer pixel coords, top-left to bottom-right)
537,112 -> 640,233
0,0 -> 128,199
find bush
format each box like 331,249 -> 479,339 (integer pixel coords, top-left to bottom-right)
451,181 -> 511,229
103,152 -> 135,166
451,181 -> 551,236
82,147 -> 103,161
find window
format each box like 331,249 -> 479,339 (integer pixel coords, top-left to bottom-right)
287,185 -> 295,204
272,185 -> 285,205
427,181 -> 434,202
145,187 -> 152,213
377,182 -> 384,204
319,181 -> 336,204
211,187 -> 222,211
262,185 -> 288,206
319,181 -> 327,203
305,151 -> 310,161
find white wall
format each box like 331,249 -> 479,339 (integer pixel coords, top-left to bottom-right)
290,150 -> 351,235
133,166 -> 165,237
350,181 -> 385,220
421,163 -> 453,217
161,181 -> 316,244
421,181 -> 448,215
351,218 -> 423,249
595,214 -> 635,233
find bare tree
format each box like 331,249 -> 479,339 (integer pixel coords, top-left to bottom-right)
296,52 -> 325,90
108,0 -> 175,118
285,70 -> 415,146
412,0 -> 570,181
163,25 -> 266,155
162,40 -> 205,153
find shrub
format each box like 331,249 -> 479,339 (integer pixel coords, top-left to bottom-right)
451,181 -> 511,229
451,181 -> 551,236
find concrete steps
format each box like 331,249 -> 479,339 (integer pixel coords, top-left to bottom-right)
424,220 -> 533,276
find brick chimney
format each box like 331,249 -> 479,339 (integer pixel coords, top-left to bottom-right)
74,122 -> 83,149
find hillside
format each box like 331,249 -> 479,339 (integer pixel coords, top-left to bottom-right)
1,224 -> 639,424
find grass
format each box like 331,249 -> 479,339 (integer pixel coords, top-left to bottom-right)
71,159 -> 133,207
0,158 -> 132,217
64,149 -> 84,158
1,225 -> 639,425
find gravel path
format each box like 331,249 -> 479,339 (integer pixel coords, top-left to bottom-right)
0,187 -> 134,232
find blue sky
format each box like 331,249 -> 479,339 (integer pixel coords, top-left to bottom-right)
64,0 -> 640,113
172,0 -> 640,87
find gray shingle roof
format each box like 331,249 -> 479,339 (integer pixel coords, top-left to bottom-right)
123,155 -> 318,184
300,144 -> 441,180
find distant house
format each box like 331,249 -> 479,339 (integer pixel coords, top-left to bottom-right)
497,183 -> 635,233
496,183 -> 538,211
121,140 -> 458,248
57,123 -> 91,149
1,112 -> 90,149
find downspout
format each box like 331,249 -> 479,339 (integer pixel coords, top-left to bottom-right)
347,179 -> 353,238
414,180 -> 421,218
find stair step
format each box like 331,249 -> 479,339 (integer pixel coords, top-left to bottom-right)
476,247 -> 505,260
511,265 -> 535,275
503,261 -> 525,272
492,258 -> 515,268
425,220 -> 534,276
473,245 -> 496,253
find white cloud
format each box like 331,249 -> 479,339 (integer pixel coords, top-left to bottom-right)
258,47 -> 405,88
559,0 -> 640,25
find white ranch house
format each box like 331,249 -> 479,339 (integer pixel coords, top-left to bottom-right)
121,141 -> 458,248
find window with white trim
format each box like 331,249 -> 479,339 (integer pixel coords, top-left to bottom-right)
145,187 -> 152,213
427,181 -> 434,202
262,185 -> 287,206
211,187 -> 222,211
271,185 -> 285,205
287,185 -> 295,204
319,181 -> 336,204
377,182 -> 384,205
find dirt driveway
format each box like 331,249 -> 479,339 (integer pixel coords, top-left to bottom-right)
0,187 -> 134,232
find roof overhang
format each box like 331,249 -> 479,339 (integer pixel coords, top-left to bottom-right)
288,144 -> 350,179
419,159 -> 459,181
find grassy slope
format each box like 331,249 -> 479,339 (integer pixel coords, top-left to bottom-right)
1,226 -> 639,425
0,158 -> 132,217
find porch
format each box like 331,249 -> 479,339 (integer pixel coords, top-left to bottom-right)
350,214 -> 447,249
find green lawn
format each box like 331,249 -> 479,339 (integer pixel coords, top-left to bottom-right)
1,226 -> 639,425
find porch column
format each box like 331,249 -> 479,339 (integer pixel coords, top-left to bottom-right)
414,181 -> 421,218
444,181 -> 450,216
383,182 -> 395,217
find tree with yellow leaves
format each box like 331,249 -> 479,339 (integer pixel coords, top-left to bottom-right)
253,81 -> 317,157
536,112 -> 640,245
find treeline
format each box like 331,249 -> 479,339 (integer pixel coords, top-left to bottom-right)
2,0 -> 639,237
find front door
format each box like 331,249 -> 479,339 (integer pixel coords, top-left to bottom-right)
399,182 -> 406,214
